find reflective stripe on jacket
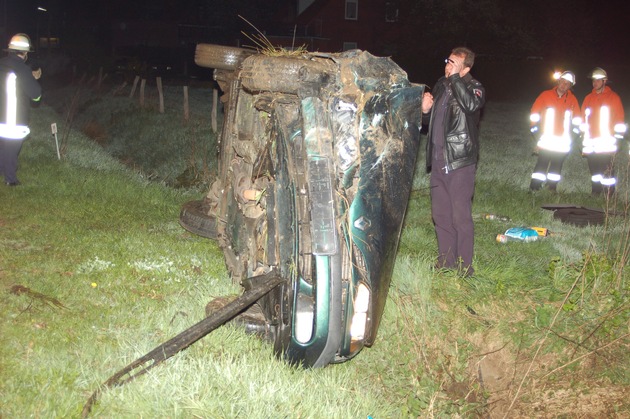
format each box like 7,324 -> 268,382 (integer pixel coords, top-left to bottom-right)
0,73 -> 30,139
0,53 -> 42,140
581,86 -> 626,154
530,88 -> 580,153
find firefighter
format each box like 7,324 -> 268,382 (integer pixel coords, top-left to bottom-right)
529,71 -> 581,191
0,33 -> 42,186
580,67 -> 626,196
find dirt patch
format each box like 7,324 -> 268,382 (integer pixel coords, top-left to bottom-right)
81,120 -> 108,146
467,330 -> 629,418
523,385 -> 629,418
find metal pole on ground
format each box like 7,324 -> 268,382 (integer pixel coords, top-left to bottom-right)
51,122 -> 60,159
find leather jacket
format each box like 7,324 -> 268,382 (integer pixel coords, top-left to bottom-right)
424,73 -> 485,172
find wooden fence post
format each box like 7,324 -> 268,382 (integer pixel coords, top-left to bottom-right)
156,77 -> 164,114
211,88 -> 218,133
140,78 -> 146,107
112,81 -> 127,96
183,86 -> 190,122
129,76 -> 140,99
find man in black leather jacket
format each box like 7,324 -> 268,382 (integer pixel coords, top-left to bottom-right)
421,46 -> 485,277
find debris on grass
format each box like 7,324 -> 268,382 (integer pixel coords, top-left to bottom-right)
9,284 -> 67,309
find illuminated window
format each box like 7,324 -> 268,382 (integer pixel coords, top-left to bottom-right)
345,0 -> 358,20
39,37 -> 61,48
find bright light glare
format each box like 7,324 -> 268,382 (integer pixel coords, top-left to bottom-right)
350,283 -> 370,340
354,283 -> 370,313
350,312 -> 367,339
295,311 -> 314,343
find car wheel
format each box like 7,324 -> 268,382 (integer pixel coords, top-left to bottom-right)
240,55 -> 333,94
194,44 -> 254,71
179,200 -> 218,240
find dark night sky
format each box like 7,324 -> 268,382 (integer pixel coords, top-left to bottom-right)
3,0 -> 630,103
3,0 -> 628,63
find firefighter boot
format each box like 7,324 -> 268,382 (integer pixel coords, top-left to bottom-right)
591,181 -> 603,196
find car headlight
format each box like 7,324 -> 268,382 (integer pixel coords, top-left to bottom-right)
294,293 -> 314,344
350,282 -> 370,340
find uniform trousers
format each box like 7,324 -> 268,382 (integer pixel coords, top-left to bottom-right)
0,137 -> 24,184
430,163 -> 476,276
585,153 -> 616,195
530,150 -> 567,191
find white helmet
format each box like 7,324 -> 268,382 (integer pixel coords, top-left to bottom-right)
557,71 -> 576,86
589,67 -> 607,80
7,33 -> 33,52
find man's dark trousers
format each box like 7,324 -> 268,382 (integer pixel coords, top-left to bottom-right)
430,163 -> 476,275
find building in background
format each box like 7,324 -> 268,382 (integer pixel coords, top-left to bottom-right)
266,0 -> 403,55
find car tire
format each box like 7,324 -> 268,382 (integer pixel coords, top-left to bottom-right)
179,200 -> 218,240
240,55 -> 332,94
194,44 -> 254,71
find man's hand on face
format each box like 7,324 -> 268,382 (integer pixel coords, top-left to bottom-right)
446,55 -> 470,78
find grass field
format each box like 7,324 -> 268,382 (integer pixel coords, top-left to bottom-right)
1,78 -> 628,418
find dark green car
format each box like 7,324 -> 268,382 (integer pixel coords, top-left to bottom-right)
180,44 -> 424,367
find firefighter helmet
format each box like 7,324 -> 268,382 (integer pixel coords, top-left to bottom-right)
589,67 -> 608,80
557,71 -> 576,86
7,33 -> 33,52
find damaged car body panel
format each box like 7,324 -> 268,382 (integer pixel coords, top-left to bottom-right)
181,45 -> 424,367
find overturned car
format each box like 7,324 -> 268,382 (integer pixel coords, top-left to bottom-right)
180,44 -> 424,367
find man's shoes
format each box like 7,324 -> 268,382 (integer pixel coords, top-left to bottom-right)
5,181 -> 20,186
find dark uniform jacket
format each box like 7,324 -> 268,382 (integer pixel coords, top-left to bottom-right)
424,73 -> 485,172
0,53 -> 42,129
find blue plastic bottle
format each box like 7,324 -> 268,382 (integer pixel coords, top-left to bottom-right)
496,227 -> 539,243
